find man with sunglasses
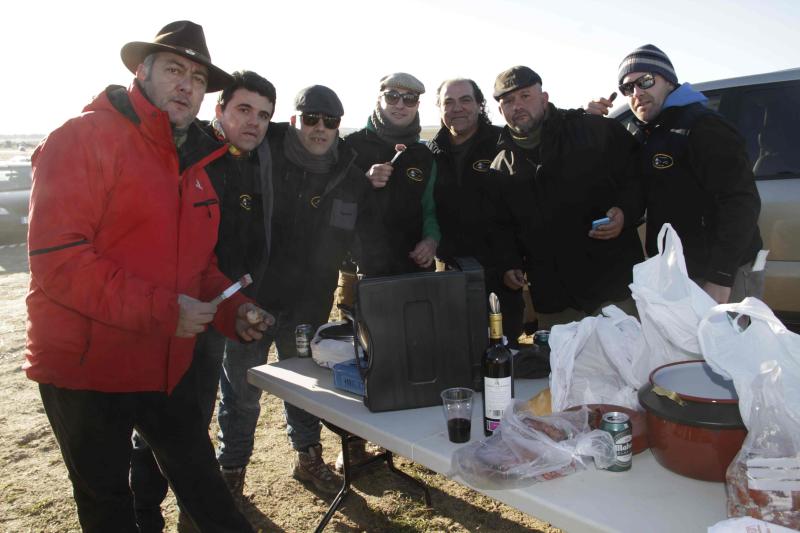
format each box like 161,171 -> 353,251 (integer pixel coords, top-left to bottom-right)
244,85 -> 367,494
345,73 -> 440,277
489,66 -> 644,329
429,78 -> 524,345
587,45 -> 763,304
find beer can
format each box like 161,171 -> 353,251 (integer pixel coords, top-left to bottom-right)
600,411 -> 633,472
295,324 -> 313,358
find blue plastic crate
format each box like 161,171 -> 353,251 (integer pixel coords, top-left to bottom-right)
333,359 -> 366,396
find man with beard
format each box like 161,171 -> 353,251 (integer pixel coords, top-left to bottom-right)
25,21 -> 270,532
489,66 -> 644,329
346,73 -> 440,276
586,45 -> 763,303
221,85 -> 367,495
429,78 -> 523,345
130,70 -> 277,532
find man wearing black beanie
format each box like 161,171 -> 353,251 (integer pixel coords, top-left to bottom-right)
587,44 -> 763,304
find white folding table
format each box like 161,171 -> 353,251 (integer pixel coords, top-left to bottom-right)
248,357 -> 728,533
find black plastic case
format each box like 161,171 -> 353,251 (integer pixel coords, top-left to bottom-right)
353,257 -> 487,412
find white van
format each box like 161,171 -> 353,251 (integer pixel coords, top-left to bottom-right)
611,68 -> 800,332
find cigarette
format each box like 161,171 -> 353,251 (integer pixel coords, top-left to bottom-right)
389,144 -> 407,164
211,274 -> 252,305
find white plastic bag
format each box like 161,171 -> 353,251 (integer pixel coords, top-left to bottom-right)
310,321 -> 361,369
549,305 -> 644,412
698,297 -> 800,429
629,223 -> 715,384
451,402 -> 615,489
723,364 -> 800,529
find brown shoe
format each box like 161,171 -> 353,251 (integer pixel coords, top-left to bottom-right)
221,466 -> 246,508
291,444 -> 341,494
334,439 -> 381,473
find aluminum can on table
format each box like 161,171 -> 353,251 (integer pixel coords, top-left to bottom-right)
601,411 -> 633,472
295,324 -> 313,358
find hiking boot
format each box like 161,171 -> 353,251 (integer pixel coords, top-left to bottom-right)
291,444 -> 341,494
334,439 -> 380,473
221,466 -> 247,508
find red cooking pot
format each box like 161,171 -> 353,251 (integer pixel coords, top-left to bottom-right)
638,360 -> 747,482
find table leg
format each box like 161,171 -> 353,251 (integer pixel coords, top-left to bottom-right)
315,422 -> 433,531
314,431 -> 351,533
385,451 -> 432,507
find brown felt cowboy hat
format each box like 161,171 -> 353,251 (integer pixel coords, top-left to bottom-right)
121,20 -> 233,92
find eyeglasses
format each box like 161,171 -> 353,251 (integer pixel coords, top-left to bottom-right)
300,113 -> 341,129
382,90 -> 420,107
618,73 -> 656,97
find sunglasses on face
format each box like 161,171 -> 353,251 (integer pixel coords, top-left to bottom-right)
382,90 -> 420,107
300,113 -> 341,129
619,73 -> 657,96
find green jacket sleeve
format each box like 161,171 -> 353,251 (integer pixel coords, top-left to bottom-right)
421,159 -> 441,242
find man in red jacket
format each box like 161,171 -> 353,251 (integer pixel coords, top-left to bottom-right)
25,21 -> 271,533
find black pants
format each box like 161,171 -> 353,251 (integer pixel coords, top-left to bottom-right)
39,360 -> 253,533
130,329 -> 226,532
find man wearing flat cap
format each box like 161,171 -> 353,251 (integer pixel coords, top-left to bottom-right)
587,45 -> 763,304
488,66 -> 644,329
345,72 -> 440,277
216,85 -> 368,495
25,21 -> 269,532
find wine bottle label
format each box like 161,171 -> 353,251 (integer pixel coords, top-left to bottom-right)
488,313 -> 504,340
484,376 -> 512,419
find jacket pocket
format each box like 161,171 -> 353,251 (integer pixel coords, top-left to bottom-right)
329,199 -> 357,230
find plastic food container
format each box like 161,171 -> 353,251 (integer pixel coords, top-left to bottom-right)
638,360 -> 747,482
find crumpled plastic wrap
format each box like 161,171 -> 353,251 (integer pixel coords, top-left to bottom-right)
451,401 -> 615,489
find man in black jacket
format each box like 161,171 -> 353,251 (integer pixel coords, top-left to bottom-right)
252,85 -> 368,493
345,73 -> 439,276
587,45 -> 763,304
429,78 -> 523,344
490,66 -> 644,329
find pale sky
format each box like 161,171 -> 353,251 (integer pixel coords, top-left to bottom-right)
2,0 -> 798,135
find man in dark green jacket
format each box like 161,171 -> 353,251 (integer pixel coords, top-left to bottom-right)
587,44 -> 763,304
345,73 -> 440,276
490,66 -> 644,329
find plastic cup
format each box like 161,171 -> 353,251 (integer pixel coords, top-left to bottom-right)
440,387 -> 474,443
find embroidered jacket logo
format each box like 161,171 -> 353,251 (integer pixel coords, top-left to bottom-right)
239,194 -> 252,211
407,168 -> 424,181
310,196 -> 322,208
472,159 -> 491,172
653,153 -> 674,170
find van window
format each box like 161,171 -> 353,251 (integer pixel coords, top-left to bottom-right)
732,82 -> 800,179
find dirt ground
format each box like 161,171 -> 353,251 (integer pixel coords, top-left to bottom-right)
0,240 -> 560,532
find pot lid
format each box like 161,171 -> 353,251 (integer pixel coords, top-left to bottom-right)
638,383 -> 745,429
649,360 -> 738,404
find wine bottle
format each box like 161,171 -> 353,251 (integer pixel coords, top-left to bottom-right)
483,293 -> 514,437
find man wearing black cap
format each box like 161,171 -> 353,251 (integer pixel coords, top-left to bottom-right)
25,21 -> 270,532
216,85 -> 367,495
489,66 -> 644,329
587,45 -> 763,304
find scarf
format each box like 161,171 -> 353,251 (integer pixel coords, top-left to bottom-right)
369,108 -> 421,146
283,126 -> 339,174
